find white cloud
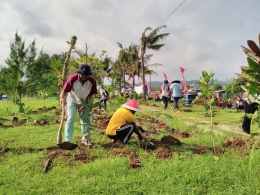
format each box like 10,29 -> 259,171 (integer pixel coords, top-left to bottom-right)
0,0 -> 259,82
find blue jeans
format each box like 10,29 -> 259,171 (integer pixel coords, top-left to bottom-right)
64,102 -> 90,142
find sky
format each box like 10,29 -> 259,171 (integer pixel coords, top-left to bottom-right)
0,0 -> 259,83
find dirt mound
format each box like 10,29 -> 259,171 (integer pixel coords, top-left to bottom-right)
192,145 -> 225,154
156,145 -> 172,159
0,117 -> 9,121
174,131 -> 201,138
160,135 -> 182,146
223,137 -> 259,155
174,131 -> 190,138
12,119 -> 27,126
31,106 -> 57,114
99,119 -> 110,128
182,109 -> 192,112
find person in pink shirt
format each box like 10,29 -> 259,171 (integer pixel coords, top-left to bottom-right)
60,64 -> 97,146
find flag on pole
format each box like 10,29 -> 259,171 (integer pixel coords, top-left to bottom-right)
180,67 -> 185,73
163,72 -> 168,80
180,67 -> 188,93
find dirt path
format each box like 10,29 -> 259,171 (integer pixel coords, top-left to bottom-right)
185,119 -> 249,136
142,105 -> 250,136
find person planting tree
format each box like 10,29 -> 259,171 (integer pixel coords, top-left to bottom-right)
106,99 -> 146,147
60,64 -> 97,146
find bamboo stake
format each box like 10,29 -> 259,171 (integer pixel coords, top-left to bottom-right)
57,36 -> 77,145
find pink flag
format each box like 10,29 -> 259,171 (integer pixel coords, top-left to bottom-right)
180,67 -> 188,93
138,77 -> 141,85
215,91 -> 220,102
144,79 -> 151,94
163,72 -> 168,80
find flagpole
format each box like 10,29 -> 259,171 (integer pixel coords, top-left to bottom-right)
180,67 -> 188,94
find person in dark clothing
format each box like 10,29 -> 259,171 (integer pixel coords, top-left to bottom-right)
235,96 -> 245,110
239,98 -> 259,134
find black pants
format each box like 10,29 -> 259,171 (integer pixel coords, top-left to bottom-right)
173,97 -> 180,108
242,102 -> 259,134
107,122 -> 136,144
162,96 -> 168,109
99,99 -> 107,110
242,116 -> 251,134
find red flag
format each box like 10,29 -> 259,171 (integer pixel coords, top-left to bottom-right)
163,72 -> 168,80
180,66 -> 188,93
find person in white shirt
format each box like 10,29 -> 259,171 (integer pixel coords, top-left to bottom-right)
60,64 -> 97,146
160,80 -> 170,110
97,86 -> 109,111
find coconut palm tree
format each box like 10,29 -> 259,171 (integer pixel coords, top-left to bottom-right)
127,53 -> 163,88
140,25 -> 169,99
117,43 -> 129,89
117,43 -> 139,90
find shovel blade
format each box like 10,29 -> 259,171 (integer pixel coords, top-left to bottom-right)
57,142 -> 78,150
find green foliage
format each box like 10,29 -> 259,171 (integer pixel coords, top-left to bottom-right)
26,52 -> 52,94
12,97 -> 32,121
140,25 -> 169,99
199,70 -> 217,150
240,34 -> 260,137
2,32 -> 37,98
225,78 -> 246,99
131,91 -> 142,100
212,80 -> 223,91
80,98 -> 100,132
195,70 -> 216,111
40,91 -> 49,108
2,99 -> 260,194
70,50 -> 112,86
111,94 -> 128,112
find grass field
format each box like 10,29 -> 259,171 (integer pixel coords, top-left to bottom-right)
0,98 -> 260,195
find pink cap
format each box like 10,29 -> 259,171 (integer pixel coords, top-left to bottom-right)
121,99 -> 141,112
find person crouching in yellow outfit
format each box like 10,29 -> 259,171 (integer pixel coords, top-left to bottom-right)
106,99 -> 146,147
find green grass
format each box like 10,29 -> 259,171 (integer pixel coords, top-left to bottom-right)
0,98 -> 260,194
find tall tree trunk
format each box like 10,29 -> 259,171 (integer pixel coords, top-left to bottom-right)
122,67 -> 126,89
141,48 -> 146,100
132,71 -> 135,90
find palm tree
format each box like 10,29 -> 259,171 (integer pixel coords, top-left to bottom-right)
127,54 -> 163,88
117,43 -> 139,90
140,25 -> 170,99
117,43 -> 129,89
124,44 -> 139,88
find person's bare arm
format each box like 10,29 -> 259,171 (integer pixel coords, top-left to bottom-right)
60,90 -> 67,105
